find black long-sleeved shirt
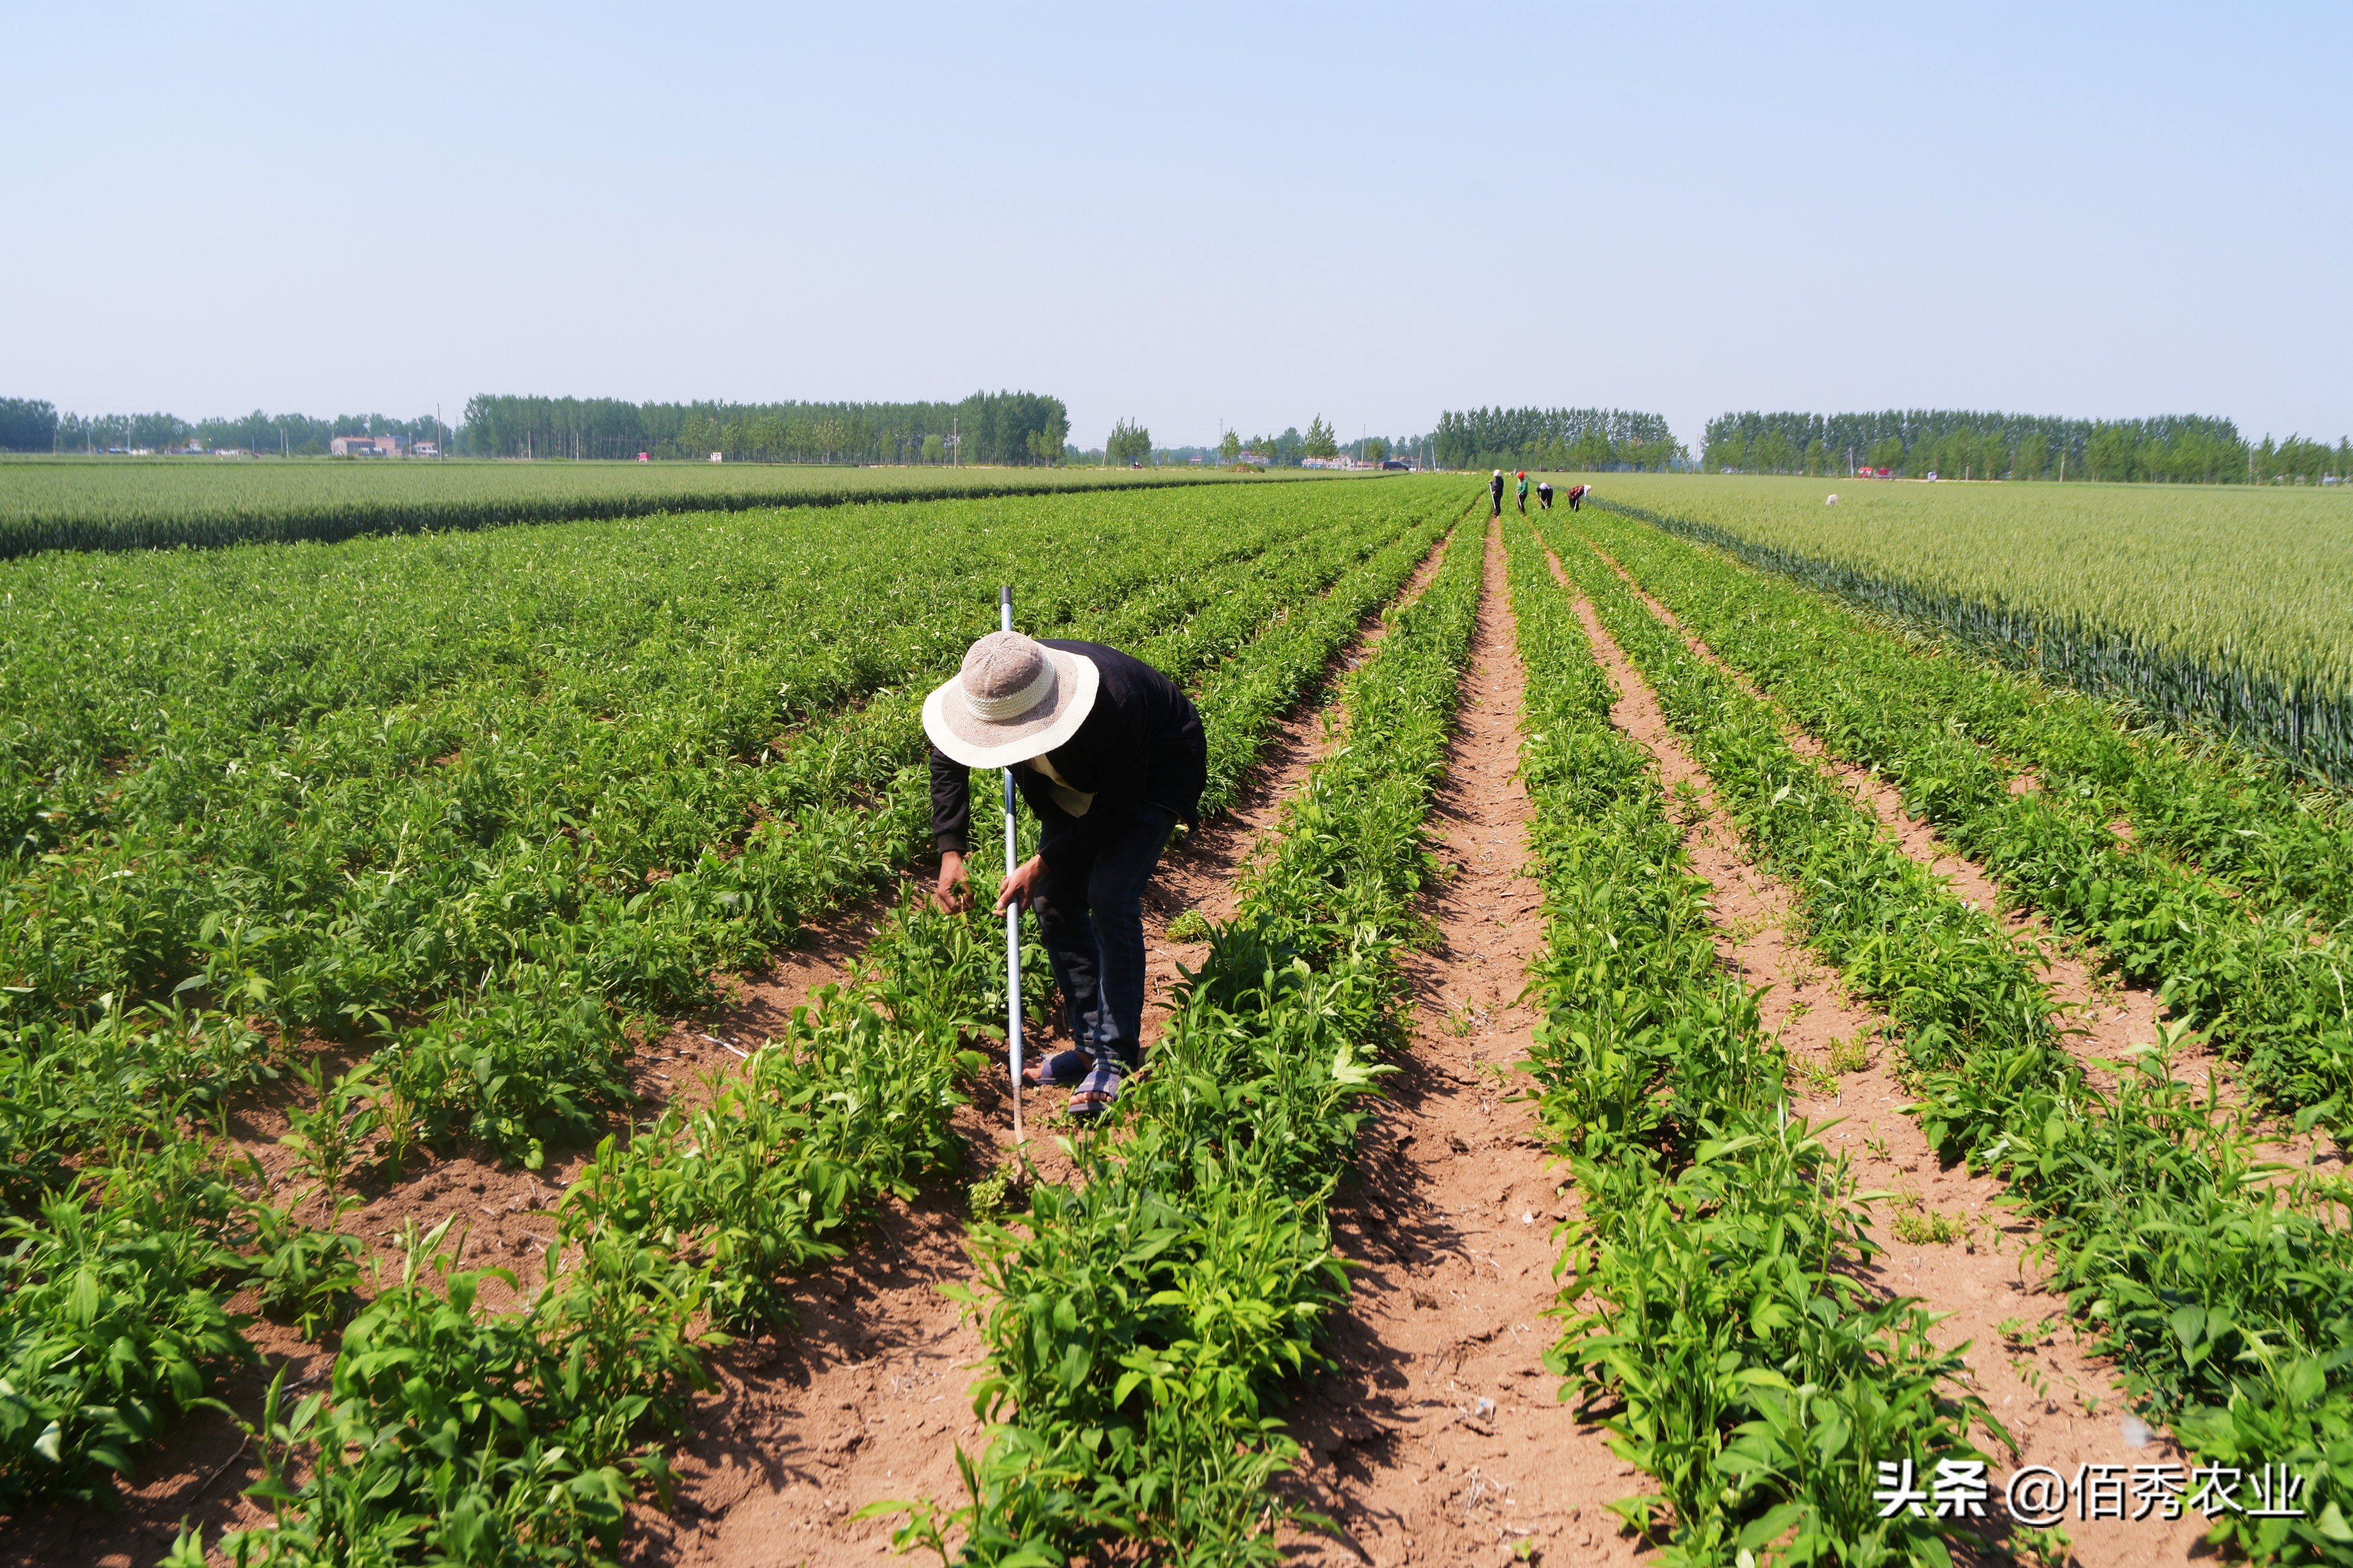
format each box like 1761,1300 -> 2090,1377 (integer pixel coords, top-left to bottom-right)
930,640 -> 1207,858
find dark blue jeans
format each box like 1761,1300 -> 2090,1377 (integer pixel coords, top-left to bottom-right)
1031,804 -> 1176,1073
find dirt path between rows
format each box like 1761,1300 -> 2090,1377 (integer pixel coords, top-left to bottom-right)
16,535 -> 1465,1568
1274,522 -> 1638,1568
5,892 -> 915,1568
1579,530 -> 2343,1177
639,531 -> 1462,1568
1551,545 -> 2207,1566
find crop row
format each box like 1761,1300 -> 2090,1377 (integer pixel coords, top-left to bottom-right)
3,486 -> 1373,1019
902,519 -> 1484,1565
168,861 -> 1040,1567
1586,475 -> 2353,785
1575,506 -> 2353,1123
1591,520 -> 2353,937
0,459 -> 1295,558
1501,512 -> 1998,1562
3,485 -> 1437,1191
10,493 -> 1461,1534
1546,511 -> 2353,1564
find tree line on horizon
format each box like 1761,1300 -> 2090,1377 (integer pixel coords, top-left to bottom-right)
1433,406 -> 1688,472
0,401 -> 449,456
1088,416 -> 1432,469
0,392 -> 1073,466
459,392 -> 1069,466
1705,409 -> 2351,485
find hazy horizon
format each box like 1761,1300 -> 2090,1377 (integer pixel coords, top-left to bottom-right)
7,2 -> 2347,453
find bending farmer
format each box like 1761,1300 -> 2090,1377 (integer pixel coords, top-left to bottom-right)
925,629 -> 1206,1119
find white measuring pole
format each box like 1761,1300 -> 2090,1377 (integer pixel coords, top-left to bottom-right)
1000,585 -> 1024,1142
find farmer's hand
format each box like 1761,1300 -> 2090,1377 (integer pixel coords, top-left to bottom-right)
996,854 -> 1048,915
934,851 -> 972,913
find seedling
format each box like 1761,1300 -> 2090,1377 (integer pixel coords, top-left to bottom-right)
1889,1205 -> 1965,1246
1997,1316 -> 2052,1351
279,1057 -> 381,1203
1785,1056 -> 1836,1097
2012,1525 -> 2074,1568
967,1161 -> 1028,1223
1164,909 -> 1213,943
1825,1032 -> 1871,1075
252,1192 -> 366,1338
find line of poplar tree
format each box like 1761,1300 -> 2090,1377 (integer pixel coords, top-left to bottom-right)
1705,409 -> 2351,485
458,391 -> 1069,466
0,391 -> 1076,467
0,400 -> 447,455
1433,406 -> 1687,472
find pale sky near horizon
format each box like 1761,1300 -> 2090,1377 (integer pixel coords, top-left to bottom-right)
6,2 -> 2347,452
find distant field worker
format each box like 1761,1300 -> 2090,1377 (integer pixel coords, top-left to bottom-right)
1515,471 -> 1529,515
926,630 -> 1207,1119
1565,483 -> 1591,512
1537,479 -> 1554,512
1488,469 -> 1505,518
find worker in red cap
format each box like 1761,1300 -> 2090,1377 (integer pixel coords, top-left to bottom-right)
1515,471 -> 1529,515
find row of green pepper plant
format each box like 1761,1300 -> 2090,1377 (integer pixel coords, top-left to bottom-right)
1545,511 -> 2353,1564
899,517 -> 1483,1566
115,501 -> 1462,1559
1575,504 -> 2353,1126
1502,512 -> 1999,1564
4,487 -> 1418,1166
0,487 -> 1451,1516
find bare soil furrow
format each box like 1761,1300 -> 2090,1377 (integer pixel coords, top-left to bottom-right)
651,530 -> 1461,1568
1550,546 -> 2205,1565
6,888 -> 911,1568
16,528 -> 1465,1568
1279,522 -> 1635,1568
1582,538 -> 2341,1178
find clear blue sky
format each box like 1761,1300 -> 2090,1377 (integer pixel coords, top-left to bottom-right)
6,2 -> 2347,451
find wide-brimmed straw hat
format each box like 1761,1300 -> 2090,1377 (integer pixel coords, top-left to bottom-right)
922,631 -> 1101,769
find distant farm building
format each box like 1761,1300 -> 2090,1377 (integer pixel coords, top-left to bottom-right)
330,433 -> 404,456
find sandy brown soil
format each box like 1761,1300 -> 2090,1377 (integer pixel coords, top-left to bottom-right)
1582,536 -> 2343,1179
1142,526 -> 1461,1040
1553,547 -> 2208,1564
1271,522 -> 1641,1568
636,531 -> 1464,1568
14,531 -> 1468,1568
0,895 -> 914,1568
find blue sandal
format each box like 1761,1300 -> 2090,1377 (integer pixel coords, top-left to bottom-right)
1066,1059 -> 1125,1121
1023,1049 -> 1092,1087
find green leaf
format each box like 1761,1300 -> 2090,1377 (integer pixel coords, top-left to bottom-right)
1735,1502 -> 1807,1550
